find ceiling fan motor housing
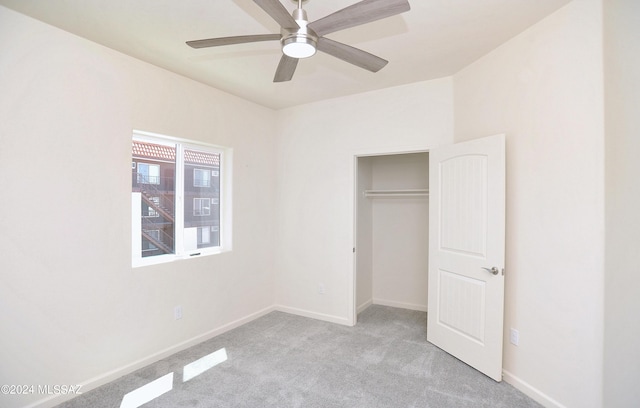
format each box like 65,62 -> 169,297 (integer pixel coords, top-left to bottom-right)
281,8 -> 318,58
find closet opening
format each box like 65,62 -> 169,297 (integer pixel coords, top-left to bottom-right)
354,151 -> 429,322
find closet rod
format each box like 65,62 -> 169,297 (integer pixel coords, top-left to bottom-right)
363,189 -> 429,198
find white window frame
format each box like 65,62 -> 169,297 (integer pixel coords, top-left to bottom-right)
132,130 -> 233,268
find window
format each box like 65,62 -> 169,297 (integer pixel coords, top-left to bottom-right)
193,198 -> 211,216
143,197 -> 160,218
197,227 -> 210,245
137,163 -> 160,185
197,226 -> 220,248
132,131 -> 231,266
193,169 -> 211,187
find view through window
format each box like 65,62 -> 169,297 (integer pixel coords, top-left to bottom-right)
132,133 -> 226,265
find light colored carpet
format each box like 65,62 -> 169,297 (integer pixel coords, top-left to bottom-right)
55,305 -> 542,407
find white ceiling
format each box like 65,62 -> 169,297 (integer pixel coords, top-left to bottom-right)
0,0 -> 571,109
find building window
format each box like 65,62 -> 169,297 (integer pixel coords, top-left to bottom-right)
143,197 -> 160,218
132,131 -> 231,266
198,227 -> 211,245
137,163 -> 160,185
193,198 -> 211,216
194,169 -> 211,187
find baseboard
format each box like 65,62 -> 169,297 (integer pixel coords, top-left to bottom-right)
502,369 -> 567,408
25,305 -> 277,408
372,298 -> 428,312
274,304 -> 352,326
357,299 -> 373,314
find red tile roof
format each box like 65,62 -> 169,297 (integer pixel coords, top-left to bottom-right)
185,150 -> 220,166
133,141 -> 219,166
132,141 -> 175,162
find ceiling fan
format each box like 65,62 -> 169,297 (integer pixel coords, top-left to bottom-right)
186,0 -> 411,82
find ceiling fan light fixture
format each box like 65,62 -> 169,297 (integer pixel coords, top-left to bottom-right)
282,36 -> 316,58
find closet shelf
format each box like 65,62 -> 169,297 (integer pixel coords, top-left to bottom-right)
363,189 -> 429,198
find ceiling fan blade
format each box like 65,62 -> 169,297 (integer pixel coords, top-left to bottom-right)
317,37 -> 388,73
186,34 -> 281,49
273,55 -> 299,82
253,0 -> 299,30
308,0 -> 410,37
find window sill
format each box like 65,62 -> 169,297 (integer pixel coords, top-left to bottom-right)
132,247 -> 230,268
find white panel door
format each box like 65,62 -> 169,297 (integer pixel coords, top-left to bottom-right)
427,134 -> 505,381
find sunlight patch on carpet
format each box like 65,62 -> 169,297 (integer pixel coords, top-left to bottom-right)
183,348 -> 228,382
119,372 -> 173,408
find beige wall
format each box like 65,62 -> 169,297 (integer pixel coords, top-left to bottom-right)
275,79 -> 454,325
0,7 -> 278,408
603,0 -> 640,406
453,0 -> 605,407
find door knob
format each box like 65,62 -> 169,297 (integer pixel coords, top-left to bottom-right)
482,266 -> 499,275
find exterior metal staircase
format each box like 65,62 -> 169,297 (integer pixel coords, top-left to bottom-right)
134,172 -> 175,254
141,192 -> 174,221
141,228 -> 174,254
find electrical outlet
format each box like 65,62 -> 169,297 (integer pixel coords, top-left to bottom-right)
174,305 -> 183,320
318,284 -> 325,294
510,328 -> 519,346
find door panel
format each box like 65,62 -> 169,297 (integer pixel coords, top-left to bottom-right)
440,154 -> 488,257
438,269 -> 486,343
427,134 -> 505,381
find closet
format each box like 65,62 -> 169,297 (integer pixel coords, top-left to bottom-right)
355,152 -> 429,316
